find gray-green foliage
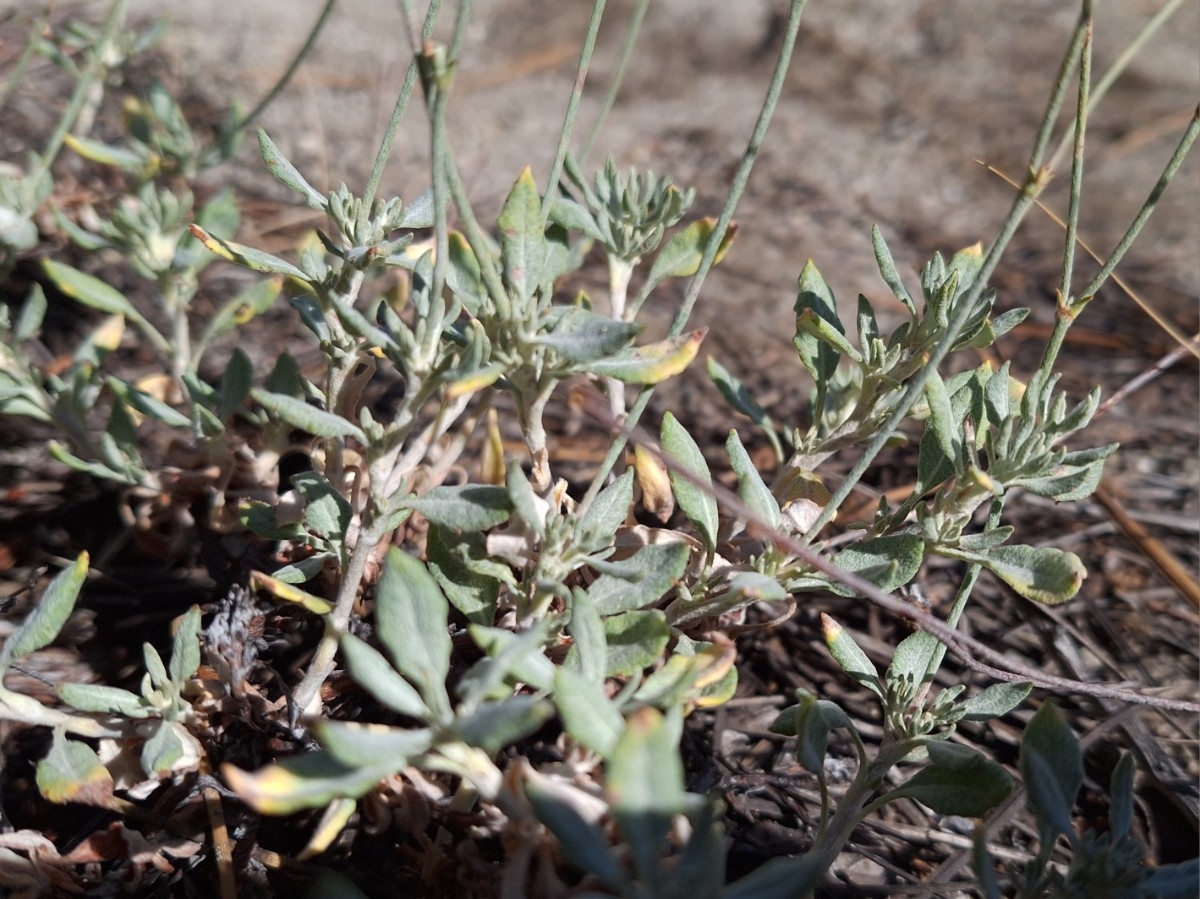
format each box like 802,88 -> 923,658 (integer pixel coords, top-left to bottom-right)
0,0 -> 1193,896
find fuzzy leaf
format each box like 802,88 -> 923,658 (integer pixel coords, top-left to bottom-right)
1019,702 -> 1082,841
566,589 -> 607,683
258,130 -> 327,210
251,389 -> 366,442
661,411 -> 719,555
314,720 -> 433,769
603,610 -> 670,677
169,606 -> 202,684
498,167 -> 547,305
536,308 -> 641,364
793,260 -> 843,384
339,633 -> 430,719
725,429 -> 780,528
375,548 -> 453,718
832,534 -> 924,596
982,544 -> 1086,605
426,526 -> 500,626
222,751 -> 398,815
576,470 -> 634,553
56,682 -> 149,718
871,225 -> 916,315
587,542 -> 690,616
41,260 -> 159,340
408,485 -> 513,532
526,775 -> 626,889
580,329 -> 706,384
645,216 -> 735,289
707,357 -> 783,460
888,741 -> 1013,816
887,630 -> 941,690
190,225 -> 310,280
608,707 -> 684,887
36,730 -> 113,806
141,720 -> 200,778
960,681 -> 1032,721
821,613 -> 881,696
454,696 -> 552,755
0,552 -> 87,672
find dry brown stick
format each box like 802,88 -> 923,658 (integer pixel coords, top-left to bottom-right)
589,399 -> 1200,714
1093,480 -> 1200,611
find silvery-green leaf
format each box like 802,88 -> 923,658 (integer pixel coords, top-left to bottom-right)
1019,702 -> 1081,841
426,526 -> 500,625
258,129 -> 328,211
314,720 -> 432,769
793,259 -> 843,384
535,308 -> 641,364
526,774 -> 626,889
832,534 -> 924,596
375,548 -> 453,718
339,633 -> 429,719
603,610 -> 670,677
887,741 -> 1013,816
575,470 -> 633,553
961,681 -> 1032,721
981,544 -> 1085,605
725,429 -> 780,528
821,613 -> 881,697
398,187 -> 434,229
453,696 -> 552,756
56,682 -> 149,717
872,224 -> 916,315
707,357 -> 784,460
498,167 -> 547,306
661,412 -> 718,556
251,389 -> 365,442
169,606 -> 202,684
0,552 -> 87,672
587,542 -> 690,615
408,485 -> 512,532
886,630 -> 940,690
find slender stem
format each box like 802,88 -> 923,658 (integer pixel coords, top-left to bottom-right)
445,154 -> 510,316
579,0 -> 810,513
231,0 -> 338,134
1077,107 -> 1198,300
541,0 -> 608,225
31,0 -> 129,185
1055,19 -> 1091,315
1047,0 -> 1187,173
580,0 -> 650,164
0,10 -> 49,116
606,254 -> 635,420
799,7 -> 1094,543
361,0 -> 442,218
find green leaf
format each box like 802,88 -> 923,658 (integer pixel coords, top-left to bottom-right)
580,329 -> 706,384
407,485 -> 513,532
453,696 -> 552,755
222,750 -> 399,815
219,347 -> 254,419
871,225 -> 916,315
645,216 -> 734,290
770,692 -> 848,776
960,681 -> 1032,721
56,682 -> 149,718
506,461 -> 544,537
199,277 -> 282,353
258,129 -> 328,211
923,369 -> 959,469
1009,451 -> 1113,503
0,552 -> 87,672
36,729 -> 114,806
547,196 -> 604,242
190,225 -> 310,280
168,606 -> 201,684
461,621 -> 557,699
725,429 -> 780,528
603,610 -> 670,677
587,542 -> 690,615
1019,702 -> 1082,842
707,358 -> 783,460
609,707 -> 684,887
41,260 -> 160,341
566,589 -> 607,682
498,167 -> 548,306
526,775 -> 626,890
536,308 -> 641,364
375,548 -> 453,718
832,534 -> 924,595
107,377 -> 192,428
14,283 -> 47,343
141,720 -> 197,777
981,544 -> 1086,605
313,720 -> 432,769
251,389 -> 365,442
339,633 -> 430,719
793,260 -> 843,385
426,526 -> 500,626
887,741 -> 1013,816
446,231 -> 486,313
293,470 -> 353,554
821,613 -> 881,697
555,667 -> 625,756
575,470 -> 633,553
1108,752 -> 1135,840
886,630 -> 941,690
661,412 -> 718,556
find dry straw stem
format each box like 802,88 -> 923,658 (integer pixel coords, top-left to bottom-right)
578,395 -> 1200,714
